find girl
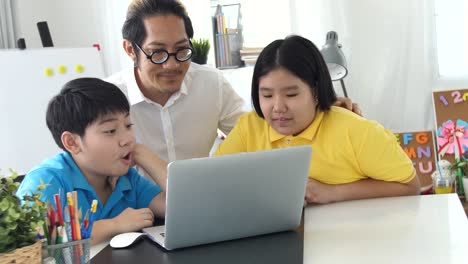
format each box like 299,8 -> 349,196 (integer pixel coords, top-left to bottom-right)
215,35 -> 420,205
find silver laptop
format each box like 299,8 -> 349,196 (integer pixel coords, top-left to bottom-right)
143,145 -> 312,250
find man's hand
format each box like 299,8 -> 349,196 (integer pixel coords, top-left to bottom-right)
107,145 -> 147,191
132,143 -> 149,167
113,207 -> 154,233
304,178 -> 337,206
131,143 -> 168,191
334,97 -> 362,116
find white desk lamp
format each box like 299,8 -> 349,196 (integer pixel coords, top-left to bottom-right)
320,31 -> 348,97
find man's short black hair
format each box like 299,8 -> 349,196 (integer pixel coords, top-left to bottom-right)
46,78 -> 130,151
251,35 -> 337,118
122,0 -> 194,49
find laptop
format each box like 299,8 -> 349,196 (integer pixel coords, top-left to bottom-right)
143,145 -> 312,250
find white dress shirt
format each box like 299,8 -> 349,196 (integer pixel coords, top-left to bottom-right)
106,63 -> 245,162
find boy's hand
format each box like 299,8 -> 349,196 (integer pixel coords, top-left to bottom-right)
334,97 -> 362,116
113,207 -> 154,233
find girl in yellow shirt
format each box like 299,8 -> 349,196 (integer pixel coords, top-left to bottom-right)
215,35 -> 420,205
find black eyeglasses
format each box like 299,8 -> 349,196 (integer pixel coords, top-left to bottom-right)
134,42 -> 193,64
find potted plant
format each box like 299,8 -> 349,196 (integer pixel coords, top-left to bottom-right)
0,169 -> 47,263
191,38 -> 211,64
449,158 -> 468,201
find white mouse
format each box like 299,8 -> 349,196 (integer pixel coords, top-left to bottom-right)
110,232 -> 147,248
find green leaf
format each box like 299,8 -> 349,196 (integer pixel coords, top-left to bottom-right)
0,168 -> 48,253
0,226 -> 9,235
37,179 -> 49,191
7,222 -> 17,230
7,208 -> 20,219
7,185 -> 17,192
5,177 -> 13,185
0,199 -> 10,211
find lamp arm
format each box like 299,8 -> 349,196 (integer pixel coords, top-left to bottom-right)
340,79 -> 348,98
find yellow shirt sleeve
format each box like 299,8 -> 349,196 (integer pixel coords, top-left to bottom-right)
352,121 -> 416,183
214,115 -> 248,156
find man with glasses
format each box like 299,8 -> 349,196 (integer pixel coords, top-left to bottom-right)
106,0 -> 244,167
106,0 -> 361,173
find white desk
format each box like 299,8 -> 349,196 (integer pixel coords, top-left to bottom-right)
304,194 -> 468,264
90,240 -> 108,259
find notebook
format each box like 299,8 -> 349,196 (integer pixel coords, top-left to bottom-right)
143,145 -> 312,250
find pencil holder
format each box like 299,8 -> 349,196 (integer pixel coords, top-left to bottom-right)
45,238 -> 91,264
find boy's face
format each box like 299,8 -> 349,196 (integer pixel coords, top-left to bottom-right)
74,112 -> 135,180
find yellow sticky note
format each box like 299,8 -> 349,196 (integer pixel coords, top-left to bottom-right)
44,68 -> 54,77
57,65 -> 67,74
75,64 -> 84,73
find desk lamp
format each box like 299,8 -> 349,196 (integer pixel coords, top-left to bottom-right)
320,31 -> 348,97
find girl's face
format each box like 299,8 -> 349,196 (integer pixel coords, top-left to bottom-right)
259,67 -> 318,136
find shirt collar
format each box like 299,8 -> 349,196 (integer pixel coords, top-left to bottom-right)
63,152 -> 94,192
115,175 -> 132,192
126,66 -> 189,106
269,110 -> 325,143
126,67 -> 146,106
178,63 -> 193,96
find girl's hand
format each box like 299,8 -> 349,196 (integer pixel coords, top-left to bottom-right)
304,178 -> 337,205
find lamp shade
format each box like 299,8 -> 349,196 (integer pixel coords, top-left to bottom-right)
320,31 -> 347,81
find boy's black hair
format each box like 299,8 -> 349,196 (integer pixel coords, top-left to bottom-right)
122,0 -> 194,57
251,35 -> 337,118
46,78 -> 130,151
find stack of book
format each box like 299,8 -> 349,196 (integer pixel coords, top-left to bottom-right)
240,47 -> 263,67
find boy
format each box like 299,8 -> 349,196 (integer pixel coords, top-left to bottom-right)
16,78 -> 167,245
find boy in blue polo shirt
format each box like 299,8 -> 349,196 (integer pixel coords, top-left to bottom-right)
17,78 -> 167,245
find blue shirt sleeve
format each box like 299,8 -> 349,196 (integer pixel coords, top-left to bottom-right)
16,168 -> 65,205
127,168 -> 162,209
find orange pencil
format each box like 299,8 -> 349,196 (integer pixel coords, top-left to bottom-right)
72,191 -> 82,238
66,192 -> 77,240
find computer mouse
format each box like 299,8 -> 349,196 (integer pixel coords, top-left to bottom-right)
110,232 -> 147,248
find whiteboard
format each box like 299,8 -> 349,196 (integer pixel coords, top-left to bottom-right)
0,47 -> 104,174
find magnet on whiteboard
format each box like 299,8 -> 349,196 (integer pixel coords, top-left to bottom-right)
44,68 -> 54,77
75,64 -> 84,73
57,65 -> 67,74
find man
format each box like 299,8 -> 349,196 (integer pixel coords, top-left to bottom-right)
107,0 -> 360,165
107,0 -> 244,164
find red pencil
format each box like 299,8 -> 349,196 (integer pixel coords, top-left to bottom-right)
54,194 -> 64,226
47,202 -> 56,235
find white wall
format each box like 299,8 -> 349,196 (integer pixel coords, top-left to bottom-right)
180,0 -> 215,63
10,0 -> 468,132
11,0 -> 131,76
13,0 -> 102,49
11,0 -> 214,75
241,0 -> 292,47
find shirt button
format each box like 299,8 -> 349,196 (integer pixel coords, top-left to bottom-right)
286,139 -> 291,144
